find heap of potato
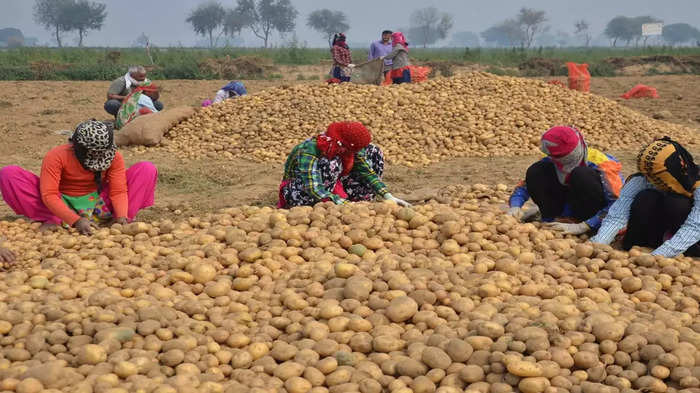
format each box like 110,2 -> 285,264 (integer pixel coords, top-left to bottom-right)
154,73 -> 696,166
1,184 -> 700,393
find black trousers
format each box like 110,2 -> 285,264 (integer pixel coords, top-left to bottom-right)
623,188 -> 700,256
525,161 -> 606,221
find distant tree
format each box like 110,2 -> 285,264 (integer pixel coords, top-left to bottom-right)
574,20 -> 592,47
407,7 -> 453,48
449,31 -> 480,47
234,0 -> 298,48
307,9 -> 349,47
481,20 -> 525,47
66,0 -> 107,47
223,8 -> 248,41
663,23 -> 700,46
33,0 -> 73,47
186,1 -> 226,48
0,28 -> 24,46
517,8 -> 547,48
604,16 -> 634,46
133,33 -> 150,48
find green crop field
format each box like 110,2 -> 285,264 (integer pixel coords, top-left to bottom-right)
0,46 -> 698,80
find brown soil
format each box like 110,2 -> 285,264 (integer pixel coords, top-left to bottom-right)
0,72 -> 698,223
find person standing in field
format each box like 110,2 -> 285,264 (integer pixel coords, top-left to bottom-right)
369,30 -> 393,75
330,33 -> 355,83
385,32 -> 411,84
0,120 -> 158,235
104,65 -> 164,117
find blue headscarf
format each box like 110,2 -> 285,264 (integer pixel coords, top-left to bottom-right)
222,81 -> 247,97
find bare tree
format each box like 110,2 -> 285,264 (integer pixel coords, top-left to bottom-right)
33,0 -> 73,47
307,9 -> 349,48
186,1 -> 226,48
574,20 -> 591,47
409,6 -> 454,48
517,8 -> 547,48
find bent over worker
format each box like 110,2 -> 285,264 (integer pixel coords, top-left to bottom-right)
508,126 -> 623,235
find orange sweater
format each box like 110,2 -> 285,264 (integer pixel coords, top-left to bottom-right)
40,144 -> 128,225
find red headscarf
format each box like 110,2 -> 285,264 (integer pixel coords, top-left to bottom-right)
136,83 -> 159,94
540,126 -> 588,185
391,32 -> 408,51
316,122 -> 372,176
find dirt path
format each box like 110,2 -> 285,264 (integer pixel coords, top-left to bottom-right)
0,74 -> 698,222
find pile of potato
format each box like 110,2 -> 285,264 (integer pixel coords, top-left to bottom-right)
1,185 -> 699,393
153,73 -> 696,166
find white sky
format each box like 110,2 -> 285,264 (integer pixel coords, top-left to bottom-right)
0,0 -> 698,47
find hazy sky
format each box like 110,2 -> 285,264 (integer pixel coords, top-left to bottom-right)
1,0 -> 698,47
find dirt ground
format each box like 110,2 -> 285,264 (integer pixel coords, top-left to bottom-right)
0,70 -> 698,222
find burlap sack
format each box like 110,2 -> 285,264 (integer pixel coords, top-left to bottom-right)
351,58 -> 385,85
114,106 -> 195,146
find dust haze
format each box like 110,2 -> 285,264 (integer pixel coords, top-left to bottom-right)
0,0 -> 698,47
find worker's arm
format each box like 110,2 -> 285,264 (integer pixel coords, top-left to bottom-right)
384,45 -> 404,61
590,176 -> 650,245
106,79 -> 127,101
40,149 -> 81,226
297,153 -> 343,204
368,42 -> 377,61
106,153 -> 128,220
652,188 -> 700,257
509,180 -> 530,208
351,149 -> 389,197
213,90 -> 228,104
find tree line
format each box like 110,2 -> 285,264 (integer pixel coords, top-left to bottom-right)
29,0 -> 700,48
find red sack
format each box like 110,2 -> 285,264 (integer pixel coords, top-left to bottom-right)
548,80 -> 566,88
408,65 -> 431,83
567,62 -> 591,92
621,84 -> 659,99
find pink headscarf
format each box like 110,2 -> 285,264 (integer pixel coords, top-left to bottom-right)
391,32 -> 408,51
540,126 -> 587,185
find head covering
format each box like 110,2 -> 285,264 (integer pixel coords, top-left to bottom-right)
70,120 -> 117,193
333,33 -> 348,49
221,81 -> 247,96
637,137 -> 700,198
316,122 -> 372,176
540,126 -> 588,185
391,32 -> 408,50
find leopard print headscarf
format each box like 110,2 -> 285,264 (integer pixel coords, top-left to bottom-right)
70,120 -> 117,193
70,120 -> 116,172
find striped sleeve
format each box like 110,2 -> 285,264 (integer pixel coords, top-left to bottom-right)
652,188 -> 700,257
590,176 -> 652,245
352,150 -> 389,197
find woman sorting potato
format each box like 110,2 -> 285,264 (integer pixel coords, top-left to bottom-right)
277,121 -> 410,208
0,120 -> 158,235
508,126 -> 623,235
591,137 -> 700,257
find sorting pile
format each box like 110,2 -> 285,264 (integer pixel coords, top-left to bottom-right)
155,73 -> 697,166
1,185 -> 700,393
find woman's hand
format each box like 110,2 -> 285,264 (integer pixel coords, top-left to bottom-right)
384,193 -> 411,207
74,217 -> 96,235
114,217 -> 128,225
